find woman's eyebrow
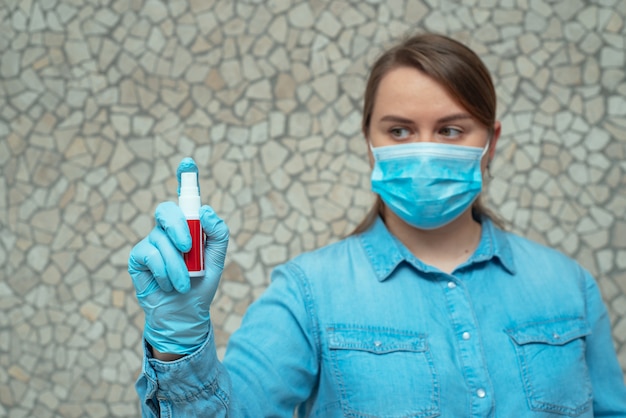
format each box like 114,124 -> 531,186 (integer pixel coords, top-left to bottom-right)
379,115 -> 415,124
378,113 -> 474,124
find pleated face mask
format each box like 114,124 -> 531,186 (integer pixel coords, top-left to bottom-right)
370,141 -> 488,230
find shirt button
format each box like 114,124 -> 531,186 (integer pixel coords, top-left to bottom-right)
477,388 -> 486,398
447,281 -> 456,289
462,332 -> 471,340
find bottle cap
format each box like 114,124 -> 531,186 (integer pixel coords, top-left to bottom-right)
180,172 -> 199,197
179,171 -> 200,217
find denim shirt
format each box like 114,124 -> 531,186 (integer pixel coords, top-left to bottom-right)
137,217 -> 626,417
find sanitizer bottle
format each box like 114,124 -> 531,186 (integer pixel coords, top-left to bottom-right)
179,172 -> 205,277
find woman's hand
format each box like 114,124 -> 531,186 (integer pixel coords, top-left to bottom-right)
128,158 -> 229,356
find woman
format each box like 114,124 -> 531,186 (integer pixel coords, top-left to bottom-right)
128,33 -> 626,417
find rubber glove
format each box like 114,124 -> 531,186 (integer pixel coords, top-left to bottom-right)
128,158 -> 229,355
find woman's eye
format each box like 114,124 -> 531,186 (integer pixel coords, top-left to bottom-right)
390,127 -> 411,139
439,127 -> 462,138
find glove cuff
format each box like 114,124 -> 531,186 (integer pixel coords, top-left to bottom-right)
144,322 -> 209,355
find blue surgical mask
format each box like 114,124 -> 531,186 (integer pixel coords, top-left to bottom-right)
370,141 -> 488,230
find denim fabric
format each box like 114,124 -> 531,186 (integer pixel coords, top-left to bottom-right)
137,217 -> 626,417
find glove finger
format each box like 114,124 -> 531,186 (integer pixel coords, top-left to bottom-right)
155,201 -> 191,252
199,205 -> 230,246
149,225 -> 191,294
128,237 -> 172,294
199,205 -> 229,275
176,157 -> 199,196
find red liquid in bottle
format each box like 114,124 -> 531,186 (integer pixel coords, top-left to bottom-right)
184,219 -> 205,277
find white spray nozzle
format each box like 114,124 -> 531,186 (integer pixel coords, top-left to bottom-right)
180,172 -> 199,196
179,171 -> 201,217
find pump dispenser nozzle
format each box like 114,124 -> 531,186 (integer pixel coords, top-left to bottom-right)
179,172 -> 201,217
178,171 -> 204,277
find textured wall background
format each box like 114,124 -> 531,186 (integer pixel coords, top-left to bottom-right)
1,0 -> 625,416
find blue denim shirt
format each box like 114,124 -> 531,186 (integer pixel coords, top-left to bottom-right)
137,217 -> 626,417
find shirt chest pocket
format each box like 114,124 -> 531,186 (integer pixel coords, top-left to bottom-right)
327,326 -> 440,418
507,318 -> 592,417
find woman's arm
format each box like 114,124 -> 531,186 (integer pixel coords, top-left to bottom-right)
136,330 -> 230,417
583,271 -> 626,416
137,261 -> 320,417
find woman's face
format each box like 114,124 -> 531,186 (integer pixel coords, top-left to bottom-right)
366,66 -> 500,169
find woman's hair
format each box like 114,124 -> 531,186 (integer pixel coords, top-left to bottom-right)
351,32 -> 504,235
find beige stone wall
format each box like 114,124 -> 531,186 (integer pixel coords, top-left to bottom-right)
1,0 -> 625,416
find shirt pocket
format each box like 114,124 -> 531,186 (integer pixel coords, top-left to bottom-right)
327,326 -> 440,418
506,318 -> 592,417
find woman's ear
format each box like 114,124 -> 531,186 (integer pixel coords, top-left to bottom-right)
364,130 -> 375,168
482,121 -> 501,176
489,121 -> 502,162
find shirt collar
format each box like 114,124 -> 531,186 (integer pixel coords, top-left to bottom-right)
358,217 -> 405,282
464,218 -> 516,275
359,216 -> 516,281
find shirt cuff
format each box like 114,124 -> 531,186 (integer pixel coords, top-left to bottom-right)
142,326 -> 223,403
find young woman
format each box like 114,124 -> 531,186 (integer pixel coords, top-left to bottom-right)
128,33 -> 626,417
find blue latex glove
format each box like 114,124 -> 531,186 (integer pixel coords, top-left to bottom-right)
128,158 -> 229,355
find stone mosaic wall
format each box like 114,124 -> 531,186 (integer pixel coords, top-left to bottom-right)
1,0 -> 625,416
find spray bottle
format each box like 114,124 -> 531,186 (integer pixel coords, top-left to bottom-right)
179,171 -> 205,277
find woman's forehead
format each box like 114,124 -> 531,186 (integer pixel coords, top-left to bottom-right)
372,66 -> 468,118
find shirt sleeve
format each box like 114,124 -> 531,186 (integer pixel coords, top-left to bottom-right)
135,331 -> 230,417
583,270 -> 626,417
135,260 -> 320,417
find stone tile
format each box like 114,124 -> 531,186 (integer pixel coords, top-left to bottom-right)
2,1 -> 626,416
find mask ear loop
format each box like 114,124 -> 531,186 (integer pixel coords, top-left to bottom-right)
481,136 -> 491,158
368,141 -> 378,162
482,135 -> 493,179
